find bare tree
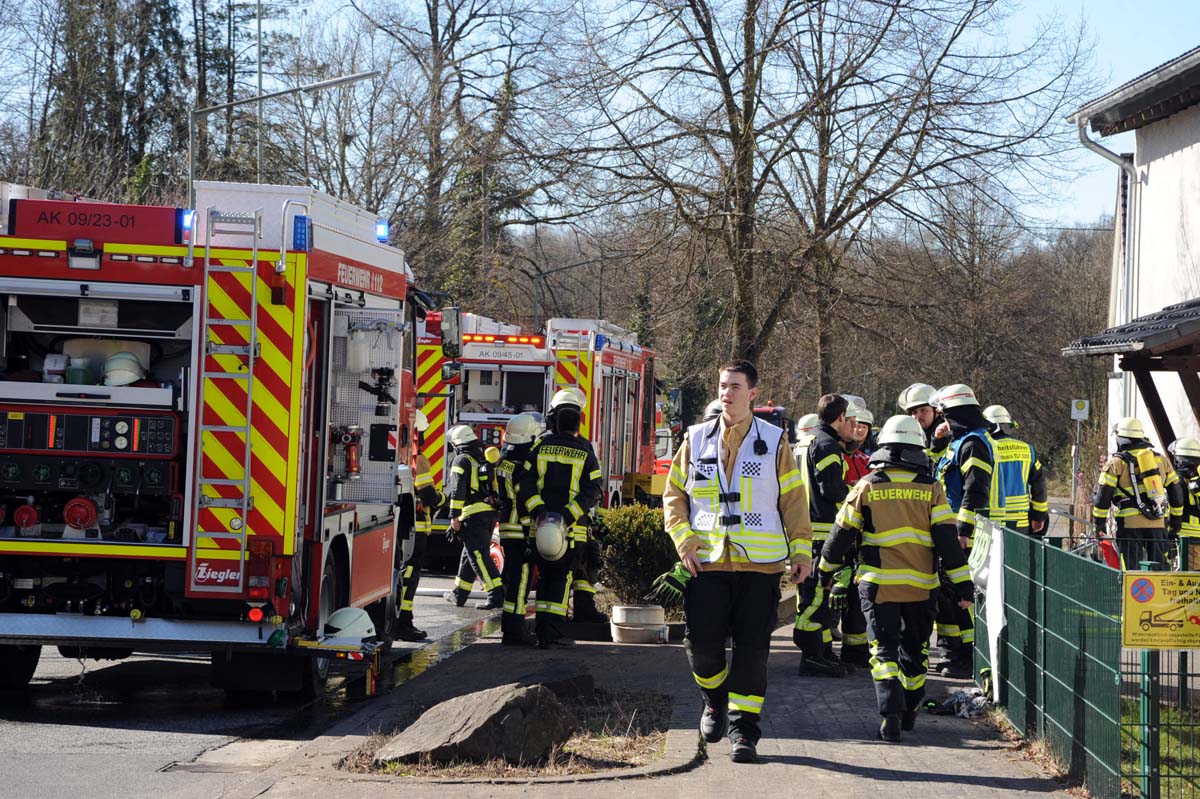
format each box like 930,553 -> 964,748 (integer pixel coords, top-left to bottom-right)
551,0 -> 1092,390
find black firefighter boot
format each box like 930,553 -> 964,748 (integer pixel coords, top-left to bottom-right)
395,612 -> 427,642
501,612 -> 535,646
570,590 -> 608,623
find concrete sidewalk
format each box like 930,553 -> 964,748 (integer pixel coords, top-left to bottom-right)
209,621 -> 1072,799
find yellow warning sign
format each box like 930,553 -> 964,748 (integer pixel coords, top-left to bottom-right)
1122,572 -> 1200,649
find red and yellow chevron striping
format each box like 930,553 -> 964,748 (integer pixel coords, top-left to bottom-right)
416,342 -> 448,489
555,350 -> 593,441
193,251 -> 307,570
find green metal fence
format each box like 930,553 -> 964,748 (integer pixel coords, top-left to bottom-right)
978,524 -> 1200,799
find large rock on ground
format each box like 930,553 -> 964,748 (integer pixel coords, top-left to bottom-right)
373,683 -> 576,767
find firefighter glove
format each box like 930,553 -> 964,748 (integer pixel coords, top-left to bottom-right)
828,567 -> 853,612
643,562 -> 692,608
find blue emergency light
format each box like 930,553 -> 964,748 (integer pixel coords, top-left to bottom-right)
292,215 -> 313,251
376,219 -> 389,243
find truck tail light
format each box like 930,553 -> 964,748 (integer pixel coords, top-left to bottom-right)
247,539 -> 273,601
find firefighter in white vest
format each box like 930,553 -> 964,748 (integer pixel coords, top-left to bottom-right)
663,360 -> 812,764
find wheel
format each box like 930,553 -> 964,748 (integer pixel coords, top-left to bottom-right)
314,557 -> 338,685
0,645 -> 41,690
367,567 -> 403,644
1142,622 -> 1152,631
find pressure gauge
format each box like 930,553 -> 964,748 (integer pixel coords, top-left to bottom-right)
114,436 -> 129,450
115,421 -> 130,435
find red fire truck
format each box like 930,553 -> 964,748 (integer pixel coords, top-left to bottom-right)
0,181 -> 451,693
546,318 -> 662,506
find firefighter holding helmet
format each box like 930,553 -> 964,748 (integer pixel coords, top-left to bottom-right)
820,415 -> 973,741
443,424 -> 505,610
517,387 -> 602,648
1093,417 -> 1184,569
399,410 -> 444,641
496,412 -> 543,645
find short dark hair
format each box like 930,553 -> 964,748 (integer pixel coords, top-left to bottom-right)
554,405 -> 582,434
718,359 -> 758,388
817,393 -> 848,424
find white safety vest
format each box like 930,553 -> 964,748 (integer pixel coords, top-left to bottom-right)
686,417 -> 788,564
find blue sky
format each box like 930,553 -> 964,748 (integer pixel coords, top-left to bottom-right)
1027,1 -> 1200,224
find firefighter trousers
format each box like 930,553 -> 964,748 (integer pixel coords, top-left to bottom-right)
684,570 -> 781,744
453,515 -> 501,595
840,582 -> 869,658
860,588 -> 935,716
399,529 -> 428,622
534,542 -> 576,644
935,565 -> 974,660
1117,524 -> 1167,569
500,538 -> 532,640
793,553 -> 834,656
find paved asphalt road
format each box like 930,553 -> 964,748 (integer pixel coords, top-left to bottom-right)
0,576 -> 492,799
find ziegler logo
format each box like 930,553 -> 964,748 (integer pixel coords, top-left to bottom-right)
195,562 -> 241,584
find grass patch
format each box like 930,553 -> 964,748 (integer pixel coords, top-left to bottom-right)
343,686 -> 672,778
1121,699 -> 1200,799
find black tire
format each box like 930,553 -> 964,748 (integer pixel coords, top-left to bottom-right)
367,567 -> 402,645
314,557 -> 337,686
0,645 -> 41,690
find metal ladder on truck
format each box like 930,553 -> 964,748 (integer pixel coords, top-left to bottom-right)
189,207 -> 262,594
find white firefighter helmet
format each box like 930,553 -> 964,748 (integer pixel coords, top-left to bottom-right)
983,404 -> 1014,427
323,606 -> 376,638
534,512 -> 568,562
1173,436 -> 1200,459
855,407 -> 874,426
1113,417 -> 1146,439
842,394 -> 866,418
934,384 -> 979,410
414,410 -> 430,433
448,424 -> 477,447
550,387 -> 586,411
703,399 -> 723,421
104,351 -> 146,387
876,415 -> 926,448
897,383 -> 936,412
796,413 -> 820,434
505,413 -> 540,445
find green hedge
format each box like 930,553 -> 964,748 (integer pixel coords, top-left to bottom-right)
597,505 -> 678,606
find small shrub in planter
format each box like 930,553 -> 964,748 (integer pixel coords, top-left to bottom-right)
597,505 -> 678,606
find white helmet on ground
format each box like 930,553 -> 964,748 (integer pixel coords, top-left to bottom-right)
983,405 -> 1014,427
505,413 -> 541,445
935,384 -> 979,410
534,512 -> 568,561
876,416 -> 926,448
1113,417 -> 1146,439
550,387 -> 586,411
898,383 -> 936,412
448,424 -> 477,447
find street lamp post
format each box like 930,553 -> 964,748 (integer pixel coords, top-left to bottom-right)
187,69 -> 379,206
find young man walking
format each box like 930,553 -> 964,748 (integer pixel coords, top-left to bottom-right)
664,360 -> 812,763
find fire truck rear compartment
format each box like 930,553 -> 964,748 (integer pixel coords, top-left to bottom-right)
0,289 -> 191,547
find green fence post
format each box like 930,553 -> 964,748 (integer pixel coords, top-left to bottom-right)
1139,561 -> 1162,799
1179,542 -> 1189,711
1038,530 -> 1048,739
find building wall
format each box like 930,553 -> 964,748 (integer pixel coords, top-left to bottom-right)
1111,102 -> 1200,449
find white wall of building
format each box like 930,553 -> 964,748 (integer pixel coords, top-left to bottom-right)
1108,102 -> 1200,448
